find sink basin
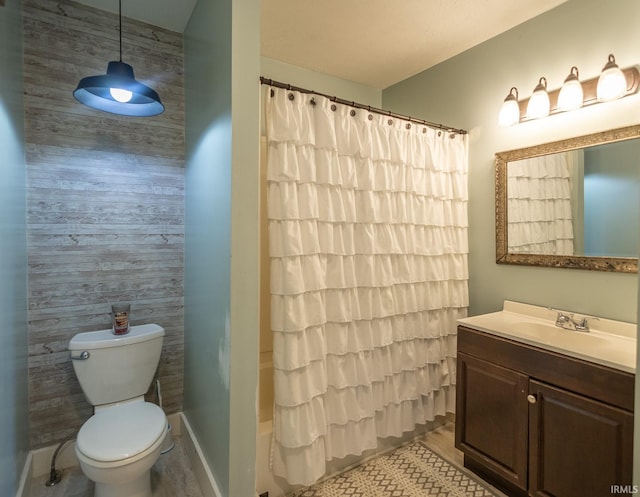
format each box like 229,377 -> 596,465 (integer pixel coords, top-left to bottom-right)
510,320 -> 615,348
510,320 -> 558,336
458,300 -> 636,373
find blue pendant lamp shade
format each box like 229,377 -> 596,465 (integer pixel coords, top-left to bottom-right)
74,61 -> 164,116
73,0 -> 164,116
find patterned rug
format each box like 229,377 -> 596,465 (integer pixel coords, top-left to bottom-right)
289,441 -> 498,497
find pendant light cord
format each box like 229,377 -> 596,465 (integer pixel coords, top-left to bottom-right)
118,0 -> 122,61
72,0 -> 165,115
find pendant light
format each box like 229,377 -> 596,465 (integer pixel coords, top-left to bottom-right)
526,77 -> 550,120
73,0 -> 164,117
596,54 -> 627,102
557,66 -> 583,112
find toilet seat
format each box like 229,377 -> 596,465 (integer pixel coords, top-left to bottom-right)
77,401 -> 166,463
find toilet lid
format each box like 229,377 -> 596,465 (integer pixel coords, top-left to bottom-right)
77,402 -> 166,462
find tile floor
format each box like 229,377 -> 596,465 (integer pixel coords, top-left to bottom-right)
289,440 -> 498,497
28,436 -> 204,497
28,422 -> 503,497
421,423 -> 508,497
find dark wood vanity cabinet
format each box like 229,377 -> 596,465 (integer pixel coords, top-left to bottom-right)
455,326 -> 634,497
528,380 -> 633,497
456,352 -> 529,489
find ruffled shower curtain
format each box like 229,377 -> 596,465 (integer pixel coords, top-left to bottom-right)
507,152 -> 575,255
265,86 -> 469,486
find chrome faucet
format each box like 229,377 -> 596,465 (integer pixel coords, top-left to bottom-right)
555,311 -> 589,332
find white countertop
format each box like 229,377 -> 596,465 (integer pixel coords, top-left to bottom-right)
458,300 -> 636,374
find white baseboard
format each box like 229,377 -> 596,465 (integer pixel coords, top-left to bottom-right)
15,452 -> 32,497
178,412 -> 223,497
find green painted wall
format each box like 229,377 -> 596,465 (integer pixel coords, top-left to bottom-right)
184,0 -> 232,492
383,0 -> 640,323
228,0 -> 260,494
184,0 -> 259,495
384,0 -> 640,482
0,0 -> 28,493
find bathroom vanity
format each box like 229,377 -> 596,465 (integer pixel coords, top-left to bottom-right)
455,301 -> 635,497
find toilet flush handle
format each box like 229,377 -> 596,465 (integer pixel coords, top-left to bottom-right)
71,350 -> 90,361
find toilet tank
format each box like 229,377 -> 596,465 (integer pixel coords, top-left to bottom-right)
69,323 -> 164,406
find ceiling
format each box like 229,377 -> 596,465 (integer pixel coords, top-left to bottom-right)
75,0 -> 567,89
74,0 -> 198,34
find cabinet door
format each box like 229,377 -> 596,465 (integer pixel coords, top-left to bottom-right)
529,379 -> 634,497
455,352 -> 529,489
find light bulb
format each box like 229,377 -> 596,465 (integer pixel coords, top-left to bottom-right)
110,87 -> 133,103
527,77 -> 550,120
498,87 -> 520,127
557,66 -> 583,112
597,54 -> 627,101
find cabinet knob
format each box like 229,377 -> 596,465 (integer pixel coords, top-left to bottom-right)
527,394 -> 537,404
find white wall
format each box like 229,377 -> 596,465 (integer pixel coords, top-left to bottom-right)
383,0 -> 640,323
261,57 -> 381,108
0,0 -> 28,494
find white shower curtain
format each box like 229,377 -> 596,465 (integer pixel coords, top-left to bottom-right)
507,153 -> 575,255
265,86 -> 469,486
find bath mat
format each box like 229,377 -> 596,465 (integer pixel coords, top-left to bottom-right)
288,441 -> 498,497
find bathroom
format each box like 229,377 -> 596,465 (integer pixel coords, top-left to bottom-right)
1,0 -> 639,496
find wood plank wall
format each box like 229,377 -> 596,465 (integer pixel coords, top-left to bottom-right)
23,0 -> 185,448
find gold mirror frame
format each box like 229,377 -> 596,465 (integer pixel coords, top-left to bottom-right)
496,124 -> 640,273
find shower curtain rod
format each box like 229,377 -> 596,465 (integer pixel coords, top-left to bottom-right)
260,77 -> 468,136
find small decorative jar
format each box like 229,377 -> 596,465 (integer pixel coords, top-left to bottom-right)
111,303 -> 131,335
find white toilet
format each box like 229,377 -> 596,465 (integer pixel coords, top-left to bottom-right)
69,323 -> 168,497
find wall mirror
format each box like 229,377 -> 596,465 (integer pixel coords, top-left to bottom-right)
495,124 -> 640,273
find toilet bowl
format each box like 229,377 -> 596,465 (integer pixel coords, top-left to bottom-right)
75,399 -> 167,497
69,324 -> 167,497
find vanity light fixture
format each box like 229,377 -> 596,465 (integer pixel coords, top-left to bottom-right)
73,0 -> 164,117
557,66 -> 583,112
498,87 -> 520,127
596,54 -> 627,102
526,77 -> 550,119
499,53 -> 639,126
